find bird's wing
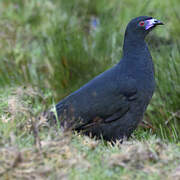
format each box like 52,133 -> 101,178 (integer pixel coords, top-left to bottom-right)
73,76 -> 138,131
104,106 -> 130,123
55,66 -> 138,129
101,79 -> 138,123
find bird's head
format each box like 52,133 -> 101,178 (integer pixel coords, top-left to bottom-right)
125,16 -> 164,40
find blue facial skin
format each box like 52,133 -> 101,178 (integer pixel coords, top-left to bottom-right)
145,19 -> 164,30
145,19 -> 156,30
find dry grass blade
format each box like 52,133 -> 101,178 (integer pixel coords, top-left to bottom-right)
0,134 -> 90,179
107,139 -> 180,176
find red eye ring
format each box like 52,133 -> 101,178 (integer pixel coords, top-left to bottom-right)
139,21 -> 145,26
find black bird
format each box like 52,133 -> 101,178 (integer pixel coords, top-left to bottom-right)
51,16 -> 163,141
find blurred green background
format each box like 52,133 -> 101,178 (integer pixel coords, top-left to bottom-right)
0,0 -> 180,141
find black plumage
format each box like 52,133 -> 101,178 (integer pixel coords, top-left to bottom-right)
50,16 -> 163,141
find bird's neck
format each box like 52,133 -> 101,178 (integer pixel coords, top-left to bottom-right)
122,34 -> 154,81
122,35 -> 147,58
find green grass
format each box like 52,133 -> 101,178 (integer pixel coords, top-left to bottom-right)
0,87 -> 179,179
0,0 -> 180,179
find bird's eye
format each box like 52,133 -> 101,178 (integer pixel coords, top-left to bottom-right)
139,21 -> 145,26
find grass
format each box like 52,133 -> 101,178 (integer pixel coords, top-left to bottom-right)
0,0 -> 180,179
0,86 -> 179,180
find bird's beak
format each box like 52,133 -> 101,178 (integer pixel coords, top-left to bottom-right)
145,18 -> 164,30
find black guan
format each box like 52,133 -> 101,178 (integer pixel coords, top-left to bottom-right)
49,16 -> 163,141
